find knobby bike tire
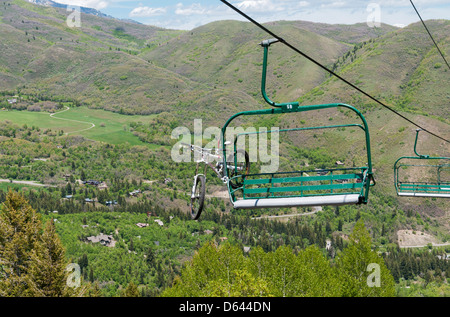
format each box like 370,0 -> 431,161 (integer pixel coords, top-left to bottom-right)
190,175 -> 206,220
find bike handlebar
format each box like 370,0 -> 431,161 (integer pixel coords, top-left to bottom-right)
180,143 -> 215,154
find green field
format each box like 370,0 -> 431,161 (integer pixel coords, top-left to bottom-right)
1,110 -> 74,131
0,107 -> 159,147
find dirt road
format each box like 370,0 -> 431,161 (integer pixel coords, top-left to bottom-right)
0,179 -> 56,187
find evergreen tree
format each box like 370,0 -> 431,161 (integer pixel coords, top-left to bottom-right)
89,267 -> 94,283
145,247 -> 155,266
122,281 -> 140,297
79,253 -> 88,271
0,190 -> 42,296
65,182 -> 72,195
325,221 -> 332,235
338,219 -> 343,231
80,169 -> 86,181
129,237 -> 134,252
26,219 -> 70,296
0,190 -> 83,297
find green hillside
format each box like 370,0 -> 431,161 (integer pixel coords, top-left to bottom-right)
143,20 -> 350,102
298,19 -> 450,121
0,0 -> 400,120
0,0 -> 449,298
0,0 -> 203,115
0,0 -> 448,206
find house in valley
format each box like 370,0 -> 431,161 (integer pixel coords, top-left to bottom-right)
86,233 -> 115,247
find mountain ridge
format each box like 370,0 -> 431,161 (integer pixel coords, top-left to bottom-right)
0,0 -> 448,125
26,0 -> 141,23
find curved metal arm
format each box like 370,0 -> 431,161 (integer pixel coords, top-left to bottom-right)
414,129 -> 429,158
260,39 -> 299,109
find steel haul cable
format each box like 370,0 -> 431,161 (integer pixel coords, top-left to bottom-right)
220,0 -> 449,144
410,0 -> 450,71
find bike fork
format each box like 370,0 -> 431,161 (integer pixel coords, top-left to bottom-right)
191,175 -> 198,199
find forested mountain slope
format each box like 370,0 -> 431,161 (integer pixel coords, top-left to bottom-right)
0,0 -> 449,298
1,0 -> 449,218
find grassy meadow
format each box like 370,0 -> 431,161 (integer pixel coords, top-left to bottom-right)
0,106 -> 159,147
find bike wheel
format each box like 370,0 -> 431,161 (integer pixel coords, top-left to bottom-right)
227,149 -> 250,189
190,175 -> 206,220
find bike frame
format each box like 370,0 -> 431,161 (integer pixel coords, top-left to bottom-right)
185,143 -> 242,188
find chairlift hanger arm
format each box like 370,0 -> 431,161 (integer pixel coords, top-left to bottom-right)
414,129 -> 430,158
260,39 -> 299,108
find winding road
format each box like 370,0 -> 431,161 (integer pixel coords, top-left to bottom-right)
50,106 -> 95,135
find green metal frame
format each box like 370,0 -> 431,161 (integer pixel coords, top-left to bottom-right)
220,39 -> 375,209
394,129 -> 450,197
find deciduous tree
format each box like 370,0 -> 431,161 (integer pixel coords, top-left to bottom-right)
335,220 -> 395,297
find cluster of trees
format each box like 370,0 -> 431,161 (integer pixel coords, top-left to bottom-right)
0,93 -> 77,112
199,209 -> 342,253
1,110 -> 448,297
163,221 -> 395,297
0,122 -> 197,189
329,39 -> 372,73
3,186 -> 448,293
1,187 -> 448,297
0,121 -> 60,142
129,112 -> 180,146
384,247 -> 450,283
0,190 -> 185,297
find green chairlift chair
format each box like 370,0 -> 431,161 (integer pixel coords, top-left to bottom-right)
221,39 -> 376,209
394,129 -> 450,198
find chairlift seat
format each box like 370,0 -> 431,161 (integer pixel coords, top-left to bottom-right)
230,168 -> 369,209
233,194 -> 362,209
394,129 -> 449,199
397,182 -> 450,198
